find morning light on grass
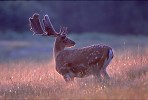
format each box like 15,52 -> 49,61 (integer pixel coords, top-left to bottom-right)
0,33 -> 148,99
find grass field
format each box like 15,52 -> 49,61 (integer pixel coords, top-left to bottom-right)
0,33 -> 148,99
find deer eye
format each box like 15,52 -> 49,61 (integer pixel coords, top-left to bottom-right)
64,38 -> 68,41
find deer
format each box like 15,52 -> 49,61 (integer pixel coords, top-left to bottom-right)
29,13 -> 114,82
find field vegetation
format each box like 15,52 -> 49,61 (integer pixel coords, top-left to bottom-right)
0,33 -> 148,99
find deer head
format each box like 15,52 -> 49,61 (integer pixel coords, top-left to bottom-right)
29,13 -> 75,49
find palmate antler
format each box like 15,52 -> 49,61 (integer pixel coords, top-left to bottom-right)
29,13 -> 68,37
29,13 -> 47,35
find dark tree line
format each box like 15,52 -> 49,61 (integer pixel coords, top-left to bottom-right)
0,1 -> 148,35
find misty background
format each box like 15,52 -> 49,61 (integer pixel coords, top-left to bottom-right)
0,1 -> 148,62
0,1 -> 148,36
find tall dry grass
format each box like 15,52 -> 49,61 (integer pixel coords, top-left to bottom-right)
0,48 -> 148,99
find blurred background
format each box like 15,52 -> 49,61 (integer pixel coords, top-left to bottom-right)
0,1 -> 148,36
0,1 -> 148,62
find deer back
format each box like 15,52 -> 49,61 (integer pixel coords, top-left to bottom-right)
55,44 -> 113,76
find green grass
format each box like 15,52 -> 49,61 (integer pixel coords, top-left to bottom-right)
0,32 -> 148,99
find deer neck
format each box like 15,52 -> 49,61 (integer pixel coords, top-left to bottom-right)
54,38 -> 65,58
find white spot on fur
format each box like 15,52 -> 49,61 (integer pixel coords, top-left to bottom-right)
96,63 -> 98,66
78,64 -> 85,67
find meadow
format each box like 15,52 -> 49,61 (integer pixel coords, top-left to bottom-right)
0,33 -> 148,99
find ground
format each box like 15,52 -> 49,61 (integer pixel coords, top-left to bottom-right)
0,33 -> 148,99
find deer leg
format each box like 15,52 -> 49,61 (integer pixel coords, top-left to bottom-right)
100,69 -> 110,80
59,69 -> 75,82
92,66 -> 103,82
63,72 -> 75,82
93,73 -> 102,82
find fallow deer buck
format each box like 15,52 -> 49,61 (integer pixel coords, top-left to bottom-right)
29,13 -> 114,82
